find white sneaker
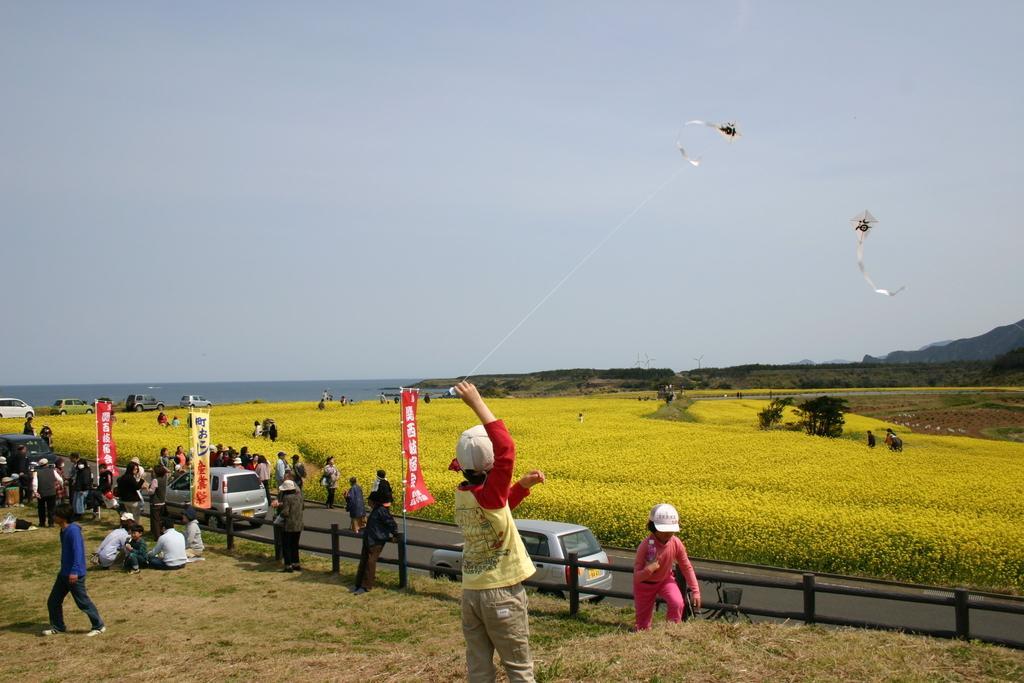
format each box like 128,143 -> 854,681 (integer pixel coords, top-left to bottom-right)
41,627 -> 64,636
85,626 -> 106,637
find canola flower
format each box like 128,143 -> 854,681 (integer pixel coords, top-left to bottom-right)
7,396 -> 1022,591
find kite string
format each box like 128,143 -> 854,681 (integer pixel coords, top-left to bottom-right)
461,165 -> 686,381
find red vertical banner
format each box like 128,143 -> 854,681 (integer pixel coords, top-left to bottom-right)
401,388 -> 434,512
95,401 -> 119,474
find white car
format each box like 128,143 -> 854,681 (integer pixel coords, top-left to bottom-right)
0,398 -> 34,419
430,519 -> 612,601
179,395 -> 213,408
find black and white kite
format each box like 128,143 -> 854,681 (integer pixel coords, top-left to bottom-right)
676,120 -> 741,167
851,210 -> 905,297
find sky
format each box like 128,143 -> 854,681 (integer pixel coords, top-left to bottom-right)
2,1 -> 1022,384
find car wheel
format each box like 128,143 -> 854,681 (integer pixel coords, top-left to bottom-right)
431,564 -> 457,581
590,595 -> 605,604
25,411 -> 33,419
86,409 -> 93,414
60,410 -> 67,416
156,403 -> 164,410
134,405 -> 144,412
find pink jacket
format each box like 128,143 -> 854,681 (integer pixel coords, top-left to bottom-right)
633,535 -> 700,597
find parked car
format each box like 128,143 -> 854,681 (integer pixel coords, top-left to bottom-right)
0,398 -> 34,419
0,434 -> 55,472
52,398 -> 94,415
125,394 -> 164,412
430,519 -> 612,600
179,395 -> 213,408
165,467 -> 268,526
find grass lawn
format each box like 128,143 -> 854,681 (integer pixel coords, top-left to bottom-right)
1,520 -> 1023,682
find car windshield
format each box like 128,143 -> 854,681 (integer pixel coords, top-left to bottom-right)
53,401 -> 61,406
558,529 -> 602,558
21,439 -> 51,456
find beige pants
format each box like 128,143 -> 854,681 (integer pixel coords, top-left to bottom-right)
462,583 -> 534,683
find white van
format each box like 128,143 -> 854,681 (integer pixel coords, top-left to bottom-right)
0,398 -> 34,419
165,467 -> 267,525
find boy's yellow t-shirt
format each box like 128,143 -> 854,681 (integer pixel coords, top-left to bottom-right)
454,488 -> 535,590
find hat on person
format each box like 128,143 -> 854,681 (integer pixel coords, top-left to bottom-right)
0,456 -> 6,464
279,480 -> 297,492
37,458 -> 49,466
291,454 -> 299,461
120,512 -> 135,521
649,504 -> 680,532
130,457 -> 141,464
277,451 -> 286,458
455,425 -> 494,473
233,457 -> 242,465
182,505 -> 197,521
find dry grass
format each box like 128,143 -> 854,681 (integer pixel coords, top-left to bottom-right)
1,522 -> 1022,683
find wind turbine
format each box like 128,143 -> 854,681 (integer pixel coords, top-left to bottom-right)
693,355 -> 704,370
642,353 -> 655,369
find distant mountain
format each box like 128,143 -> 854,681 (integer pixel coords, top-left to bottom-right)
787,359 -> 854,366
864,319 -> 1024,364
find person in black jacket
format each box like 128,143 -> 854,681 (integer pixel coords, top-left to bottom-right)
68,453 -> 92,518
352,489 -> 398,594
116,462 -> 145,521
33,458 -> 60,527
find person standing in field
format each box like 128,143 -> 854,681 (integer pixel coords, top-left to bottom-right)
867,430 -> 876,448
272,480 -> 303,572
253,420 -> 263,438
116,462 -> 145,522
255,454 -> 271,502
39,424 -> 53,447
345,477 -> 367,533
33,458 -> 60,528
352,489 -> 398,594
632,504 -> 701,632
69,453 -> 92,519
23,416 -> 35,436
323,457 -> 340,508
43,504 -> 106,637
275,452 -> 288,490
451,381 -> 546,683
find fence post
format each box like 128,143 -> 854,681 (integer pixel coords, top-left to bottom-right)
397,533 -> 408,589
273,522 -> 283,562
802,573 -> 816,624
331,523 -> 340,575
225,506 -> 234,551
954,588 -> 970,639
568,552 -> 580,617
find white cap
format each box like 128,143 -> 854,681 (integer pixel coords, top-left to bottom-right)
279,480 -> 296,492
455,425 -> 494,473
649,503 -> 680,532
233,457 -> 242,464
0,456 -> 6,464
37,458 -> 48,466
120,512 -> 135,521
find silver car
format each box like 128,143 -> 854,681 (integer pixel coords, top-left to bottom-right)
179,395 -> 213,408
430,519 -> 612,601
165,467 -> 268,525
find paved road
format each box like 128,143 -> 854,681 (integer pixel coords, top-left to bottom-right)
235,503 -> 1023,646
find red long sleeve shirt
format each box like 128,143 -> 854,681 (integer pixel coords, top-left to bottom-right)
457,420 -> 530,510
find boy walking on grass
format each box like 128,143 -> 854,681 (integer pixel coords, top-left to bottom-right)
451,381 -> 546,683
43,504 -> 105,637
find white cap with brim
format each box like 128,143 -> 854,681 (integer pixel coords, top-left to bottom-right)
649,503 -> 680,532
279,480 -> 297,492
37,458 -> 48,466
120,513 -> 135,521
456,425 -> 494,473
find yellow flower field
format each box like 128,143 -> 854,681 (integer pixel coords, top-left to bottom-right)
6,396 -> 1023,591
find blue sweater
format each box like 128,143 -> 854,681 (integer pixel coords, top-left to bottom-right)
60,523 -> 87,577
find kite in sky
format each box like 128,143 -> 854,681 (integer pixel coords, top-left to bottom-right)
676,120 -> 741,167
851,210 -> 905,297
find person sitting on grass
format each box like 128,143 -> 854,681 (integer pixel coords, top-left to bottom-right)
43,504 -> 105,637
93,513 -> 135,569
123,524 -> 148,574
182,505 -> 204,557
351,489 -> 398,595
147,517 -> 187,570
451,381 -> 546,683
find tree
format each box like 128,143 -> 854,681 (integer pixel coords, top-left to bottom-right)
757,397 -> 793,430
795,396 -> 848,437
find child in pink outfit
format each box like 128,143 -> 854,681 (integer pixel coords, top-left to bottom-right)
633,503 -> 701,631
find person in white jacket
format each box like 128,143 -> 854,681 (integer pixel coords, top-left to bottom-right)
147,518 -> 187,570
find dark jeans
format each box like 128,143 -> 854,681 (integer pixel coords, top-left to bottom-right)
326,487 -> 336,508
150,503 -> 165,540
47,574 -> 103,632
355,542 -> 385,589
149,557 -> 184,570
37,495 -> 56,527
262,481 -> 271,504
282,531 -> 301,566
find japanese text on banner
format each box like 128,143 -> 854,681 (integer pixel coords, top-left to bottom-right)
94,401 -> 118,474
401,389 -> 434,512
190,410 -> 212,508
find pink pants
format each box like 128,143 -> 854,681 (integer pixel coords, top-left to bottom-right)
633,577 -> 684,630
